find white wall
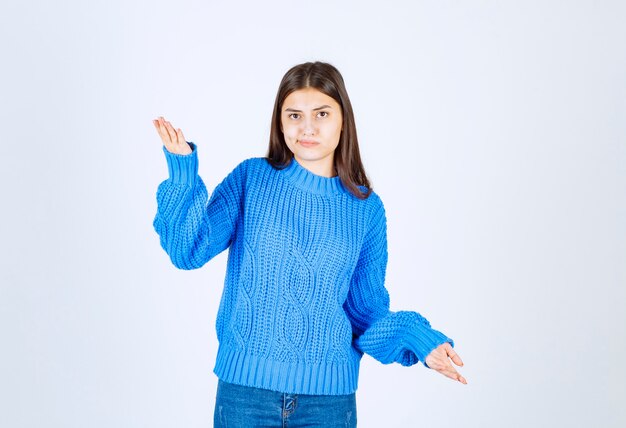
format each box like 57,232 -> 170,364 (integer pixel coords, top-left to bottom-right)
1,1 -> 624,427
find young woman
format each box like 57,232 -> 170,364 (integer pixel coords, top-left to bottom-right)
152,61 -> 466,427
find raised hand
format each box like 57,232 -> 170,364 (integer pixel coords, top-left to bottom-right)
153,116 -> 192,155
425,342 -> 468,384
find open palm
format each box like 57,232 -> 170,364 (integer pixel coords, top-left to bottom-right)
425,342 -> 467,384
153,116 -> 192,155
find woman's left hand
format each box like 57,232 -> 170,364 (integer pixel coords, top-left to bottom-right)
424,342 -> 468,384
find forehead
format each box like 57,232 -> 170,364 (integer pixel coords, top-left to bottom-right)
282,87 -> 340,109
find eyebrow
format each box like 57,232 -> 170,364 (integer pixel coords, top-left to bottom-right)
284,105 -> 333,112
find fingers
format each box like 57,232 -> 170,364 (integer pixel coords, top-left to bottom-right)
161,117 -> 177,144
153,117 -> 174,143
153,116 -> 192,155
153,117 -> 168,142
175,127 -> 186,145
444,346 -> 467,383
441,363 -> 468,385
446,346 -> 464,367
153,117 -> 173,146
426,343 -> 468,385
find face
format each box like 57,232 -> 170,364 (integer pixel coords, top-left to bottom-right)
280,87 -> 343,177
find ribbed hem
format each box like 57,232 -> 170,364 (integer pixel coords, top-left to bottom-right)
162,142 -> 198,185
403,323 -> 454,368
213,344 -> 362,395
281,156 -> 345,196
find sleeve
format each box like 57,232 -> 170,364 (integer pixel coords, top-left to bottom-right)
152,142 -> 247,270
342,195 -> 454,368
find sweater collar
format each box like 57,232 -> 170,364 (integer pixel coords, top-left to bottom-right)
281,156 -> 344,196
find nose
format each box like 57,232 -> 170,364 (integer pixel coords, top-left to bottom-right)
302,116 -> 316,136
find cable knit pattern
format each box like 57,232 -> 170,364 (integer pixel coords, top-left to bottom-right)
153,142 -> 454,395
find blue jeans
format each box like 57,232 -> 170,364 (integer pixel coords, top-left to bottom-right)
213,378 -> 357,427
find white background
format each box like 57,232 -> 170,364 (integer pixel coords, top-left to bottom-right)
1,1 -> 624,427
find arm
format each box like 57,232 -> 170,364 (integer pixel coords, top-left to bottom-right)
153,142 -> 247,270
343,195 -> 454,367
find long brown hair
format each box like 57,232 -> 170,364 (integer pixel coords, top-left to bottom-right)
265,61 -> 373,199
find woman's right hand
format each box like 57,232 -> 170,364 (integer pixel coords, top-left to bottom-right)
153,116 -> 192,155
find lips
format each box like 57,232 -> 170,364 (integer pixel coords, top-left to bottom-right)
299,140 -> 319,147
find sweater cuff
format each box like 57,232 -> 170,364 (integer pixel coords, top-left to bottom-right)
403,322 -> 454,369
163,142 -> 198,185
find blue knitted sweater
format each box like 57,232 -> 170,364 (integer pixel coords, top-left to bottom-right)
153,143 -> 454,395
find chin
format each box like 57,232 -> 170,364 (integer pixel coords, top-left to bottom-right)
295,152 -> 328,162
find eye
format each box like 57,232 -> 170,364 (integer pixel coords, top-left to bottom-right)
318,111 -> 329,118
288,113 -> 300,120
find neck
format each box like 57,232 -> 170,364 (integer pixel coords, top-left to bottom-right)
295,155 -> 337,178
